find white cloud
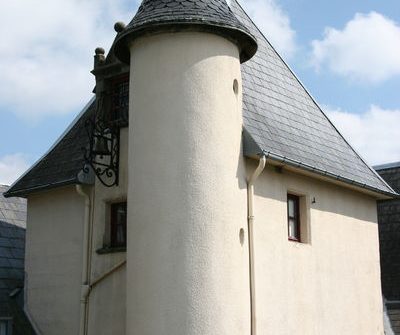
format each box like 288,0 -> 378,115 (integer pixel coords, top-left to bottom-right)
0,154 -> 32,186
240,0 -> 296,58
0,0 -> 296,120
311,12 -> 400,83
325,105 -> 400,165
0,0 -> 137,120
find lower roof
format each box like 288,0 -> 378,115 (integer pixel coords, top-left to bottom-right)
374,161 -> 400,171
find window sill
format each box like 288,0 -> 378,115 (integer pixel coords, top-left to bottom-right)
288,237 -> 301,243
96,246 -> 126,255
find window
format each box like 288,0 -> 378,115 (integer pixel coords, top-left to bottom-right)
287,194 -> 300,242
0,319 -> 12,335
111,75 -> 129,124
110,202 -> 127,248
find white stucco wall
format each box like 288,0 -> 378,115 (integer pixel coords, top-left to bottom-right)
24,129 -> 129,335
22,31 -> 384,335
86,127 -> 128,335
127,32 -> 250,335
25,186 -> 84,334
249,162 -> 383,335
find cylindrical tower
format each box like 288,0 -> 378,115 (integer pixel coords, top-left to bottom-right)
115,1 -> 257,334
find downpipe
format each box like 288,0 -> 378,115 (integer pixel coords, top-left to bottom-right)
76,184 -> 126,335
76,185 -> 91,335
247,155 -> 267,335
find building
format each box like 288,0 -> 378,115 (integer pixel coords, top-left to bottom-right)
4,0 -> 397,334
375,162 -> 400,335
0,185 -> 35,335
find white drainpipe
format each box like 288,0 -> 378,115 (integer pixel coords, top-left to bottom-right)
76,184 -> 126,335
76,185 -> 91,335
247,155 -> 267,335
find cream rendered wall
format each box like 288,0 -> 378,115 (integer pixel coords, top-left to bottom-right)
25,186 -> 85,334
24,129 -> 129,335
250,161 -> 383,335
86,127 -> 128,335
23,32 -> 383,335
127,32 -> 250,335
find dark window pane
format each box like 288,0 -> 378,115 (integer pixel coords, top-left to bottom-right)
111,76 -> 129,123
111,202 -> 127,248
287,194 -> 300,241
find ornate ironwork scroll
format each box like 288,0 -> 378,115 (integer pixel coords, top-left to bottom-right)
83,95 -> 120,187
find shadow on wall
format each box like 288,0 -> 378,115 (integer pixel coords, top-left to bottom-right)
248,159 -> 378,224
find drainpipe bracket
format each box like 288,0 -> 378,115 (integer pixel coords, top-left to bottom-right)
81,284 -> 91,302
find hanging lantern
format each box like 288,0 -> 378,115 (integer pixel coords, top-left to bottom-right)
83,97 -> 120,187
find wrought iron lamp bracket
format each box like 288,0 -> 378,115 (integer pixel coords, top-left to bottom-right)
83,111 -> 120,187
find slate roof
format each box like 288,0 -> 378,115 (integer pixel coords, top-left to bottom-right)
0,186 -> 26,228
375,163 -> 400,195
5,0 -> 396,198
0,186 -> 26,297
0,186 -> 35,334
375,161 -> 400,174
229,0 -> 395,196
0,216 -> 25,307
5,100 -> 95,198
375,165 -> 400,333
376,163 -> 400,298
114,0 -> 257,63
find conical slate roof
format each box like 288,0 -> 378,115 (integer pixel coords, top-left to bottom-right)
114,0 -> 257,64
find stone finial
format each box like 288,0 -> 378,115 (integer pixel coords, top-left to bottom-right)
114,22 -> 126,33
95,47 -> 105,56
94,47 -> 106,68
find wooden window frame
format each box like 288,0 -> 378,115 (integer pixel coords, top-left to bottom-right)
287,194 -> 301,242
110,202 -> 127,248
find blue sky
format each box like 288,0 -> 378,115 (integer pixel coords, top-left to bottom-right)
0,0 -> 399,185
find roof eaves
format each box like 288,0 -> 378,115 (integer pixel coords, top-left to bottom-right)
4,178 -> 80,198
257,150 -> 398,198
243,137 -> 398,198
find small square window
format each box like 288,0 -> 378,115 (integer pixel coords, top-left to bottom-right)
110,202 -> 127,248
287,194 -> 300,242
